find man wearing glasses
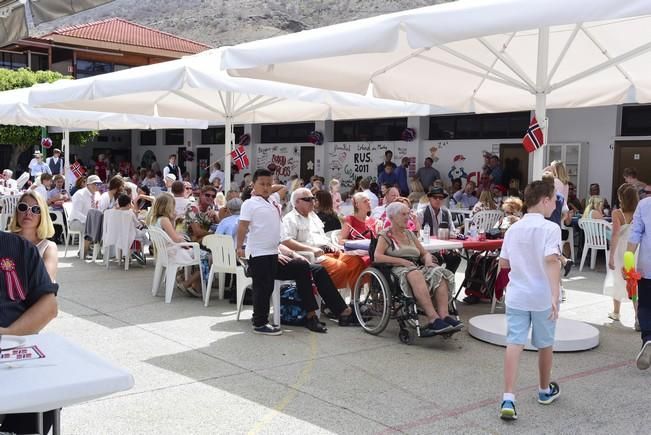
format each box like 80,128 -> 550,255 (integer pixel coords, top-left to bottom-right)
281,188 -> 366,291
185,185 -> 219,244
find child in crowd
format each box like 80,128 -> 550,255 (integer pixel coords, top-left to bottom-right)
471,190 -> 497,216
498,180 -> 562,420
236,169 -> 283,335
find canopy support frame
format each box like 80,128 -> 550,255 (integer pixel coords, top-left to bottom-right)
533,27 -> 550,180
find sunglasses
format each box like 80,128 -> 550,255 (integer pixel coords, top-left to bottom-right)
299,197 -> 316,202
203,194 -> 216,198
17,202 -> 41,215
185,187 -> 193,191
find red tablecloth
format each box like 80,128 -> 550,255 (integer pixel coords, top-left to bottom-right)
461,239 -> 503,251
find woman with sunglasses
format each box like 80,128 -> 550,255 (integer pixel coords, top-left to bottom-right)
9,191 -> 58,281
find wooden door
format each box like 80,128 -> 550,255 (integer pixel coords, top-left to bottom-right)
613,140 -> 651,202
300,146 -> 315,182
499,143 -> 529,191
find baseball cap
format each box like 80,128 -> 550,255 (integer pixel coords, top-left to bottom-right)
427,187 -> 448,198
87,175 -> 102,184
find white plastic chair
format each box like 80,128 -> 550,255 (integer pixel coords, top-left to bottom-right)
561,221 -> 575,262
49,210 -> 67,251
148,226 -> 205,303
464,210 -> 503,234
201,234 -> 251,307
63,201 -> 83,257
326,229 -> 341,245
578,218 -> 611,271
102,209 -> 137,270
0,195 -> 20,231
235,274 -> 285,327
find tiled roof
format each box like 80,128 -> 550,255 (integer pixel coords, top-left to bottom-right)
40,18 -> 211,54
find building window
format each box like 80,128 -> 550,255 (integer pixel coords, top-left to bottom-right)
30,53 -> 49,71
76,60 -> 114,78
334,118 -> 407,141
140,130 -> 157,146
201,126 -> 245,144
0,52 -> 27,70
261,122 -> 315,143
428,112 -> 530,140
165,129 -> 184,145
621,105 -> 651,136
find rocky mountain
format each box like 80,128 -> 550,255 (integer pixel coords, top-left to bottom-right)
33,0 -> 451,48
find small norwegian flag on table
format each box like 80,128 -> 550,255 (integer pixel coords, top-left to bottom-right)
522,116 -> 544,153
231,145 -> 249,170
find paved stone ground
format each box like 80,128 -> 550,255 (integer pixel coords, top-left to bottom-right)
46,249 -> 648,434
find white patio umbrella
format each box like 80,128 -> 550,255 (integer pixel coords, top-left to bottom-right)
27,48 -> 438,191
221,0 -> 651,176
0,87 -> 208,188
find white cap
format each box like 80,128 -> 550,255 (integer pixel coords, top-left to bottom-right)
164,173 -> 177,181
87,175 -> 102,184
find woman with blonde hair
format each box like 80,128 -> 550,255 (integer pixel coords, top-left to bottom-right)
147,193 -> 202,296
471,190 -> 497,217
494,196 -> 523,232
550,160 -> 570,204
408,177 -> 425,206
9,191 -> 57,281
604,183 -> 640,328
583,195 -> 605,219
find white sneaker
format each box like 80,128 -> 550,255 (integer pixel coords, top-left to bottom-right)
636,341 -> 651,370
608,312 -> 620,321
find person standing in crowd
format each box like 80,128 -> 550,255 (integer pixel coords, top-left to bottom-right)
377,150 -> 393,176
45,148 -> 64,175
162,154 -> 182,181
549,160 -> 570,207
489,155 -> 504,186
0,231 -> 58,435
498,180 -> 562,420
452,180 -> 478,209
415,157 -> 440,192
28,151 -> 51,180
604,183 -> 639,328
394,156 -> 411,197
542,172 -> 573,277
416,187 -> 461,273
237,169 -> 283,335
623,167 -> 648,200
627,194 -> 651,370
378,162 -> 398,188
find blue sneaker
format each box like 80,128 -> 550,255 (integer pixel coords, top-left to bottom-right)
253,324 -> 282,336
538,382 -> 560,404
499,400 -> 517,420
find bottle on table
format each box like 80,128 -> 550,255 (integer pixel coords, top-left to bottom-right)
422,224 -> 431,243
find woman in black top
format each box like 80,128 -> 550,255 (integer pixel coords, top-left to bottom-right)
315,190 -> 342,233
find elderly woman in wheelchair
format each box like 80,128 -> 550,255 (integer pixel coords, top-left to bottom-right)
353,202 -> 463,343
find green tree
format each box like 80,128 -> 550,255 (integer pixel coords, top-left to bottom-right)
0,68 -> 96,169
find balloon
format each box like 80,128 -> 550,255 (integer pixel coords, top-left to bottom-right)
624,251 -> 636,271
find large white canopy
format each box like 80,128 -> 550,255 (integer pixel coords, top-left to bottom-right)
28,48 -> 438,190
0,88 -> 208,130
221,0 -> 651,177
222,0 -> 651,113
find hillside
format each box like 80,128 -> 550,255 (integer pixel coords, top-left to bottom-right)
33,0 -> 451,48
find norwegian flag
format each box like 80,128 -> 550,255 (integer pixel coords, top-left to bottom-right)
231,145 -> 249,170
523,116 -> 544,153
70,161 -> 85,178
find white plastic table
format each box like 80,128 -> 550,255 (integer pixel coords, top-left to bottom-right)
0,333 -> 134,434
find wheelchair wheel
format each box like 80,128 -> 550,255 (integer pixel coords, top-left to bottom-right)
352,267 -> 391,335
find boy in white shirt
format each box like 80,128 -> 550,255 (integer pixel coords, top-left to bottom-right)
236,169 -> 283,335
498,180 -> 562,420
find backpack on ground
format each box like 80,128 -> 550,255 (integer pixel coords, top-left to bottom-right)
280,284 -> 307,326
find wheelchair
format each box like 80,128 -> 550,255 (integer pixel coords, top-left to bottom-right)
352,260 -> 460,345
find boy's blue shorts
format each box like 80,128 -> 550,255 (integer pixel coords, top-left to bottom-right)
506,306 -> 557,349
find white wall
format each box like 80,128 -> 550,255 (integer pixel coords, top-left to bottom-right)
547,106 -> 618,201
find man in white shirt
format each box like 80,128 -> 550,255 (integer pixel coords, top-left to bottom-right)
2,169 -> 17,190
417,187 -> 461,273
32,173 -> 53,202
359,178 -> 379,209
208,162 -> 225,187
28,151 -> 51,179
69,174 -> 102,232
162,154 -> 182,181
281,187 -> 366,290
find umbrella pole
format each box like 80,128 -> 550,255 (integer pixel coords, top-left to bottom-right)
63,129 -> 71,190
224,92 -> 233,193
532,27 -> 550,180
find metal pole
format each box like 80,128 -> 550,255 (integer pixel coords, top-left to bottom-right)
532,27 -> 550,180
63,129 -> 71,190
223,91 -> 233,193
